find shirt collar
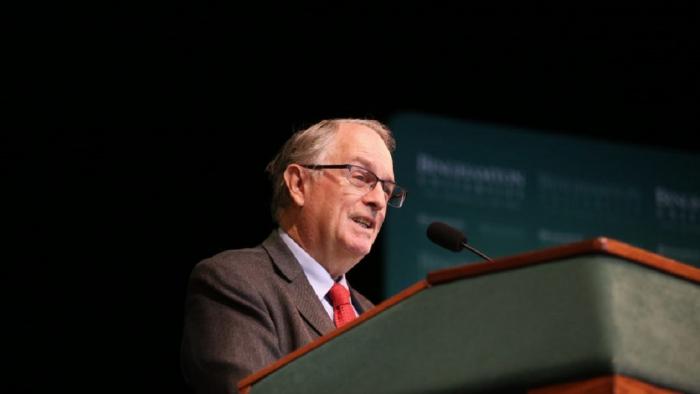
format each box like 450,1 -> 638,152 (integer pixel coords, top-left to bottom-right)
278,228 -> 349,300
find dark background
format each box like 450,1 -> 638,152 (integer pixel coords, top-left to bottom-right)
5,3 -> 698,393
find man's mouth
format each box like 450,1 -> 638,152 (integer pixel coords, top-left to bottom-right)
351,216 -> 374,229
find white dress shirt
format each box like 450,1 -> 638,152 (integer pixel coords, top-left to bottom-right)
279,228 -> 358,319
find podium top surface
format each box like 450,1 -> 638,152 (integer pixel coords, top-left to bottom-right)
426,237 -> 700,286
239,237 -> 700,393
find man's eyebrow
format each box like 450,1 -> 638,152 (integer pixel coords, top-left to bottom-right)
348,156 -> 371,168
349,157 -> 395,182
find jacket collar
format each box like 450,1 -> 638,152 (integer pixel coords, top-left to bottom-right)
261,230 -> 335,335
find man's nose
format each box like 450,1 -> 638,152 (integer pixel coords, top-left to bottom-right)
363,181 -> 387,210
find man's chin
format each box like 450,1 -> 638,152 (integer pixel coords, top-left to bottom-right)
344,240 -> 373,259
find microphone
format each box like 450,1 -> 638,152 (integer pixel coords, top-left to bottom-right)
426,221 -> 494,262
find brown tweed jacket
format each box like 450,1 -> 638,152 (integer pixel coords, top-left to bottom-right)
180,230 -> 374,394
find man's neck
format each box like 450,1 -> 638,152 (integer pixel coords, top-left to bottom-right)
279,224 -> 355,278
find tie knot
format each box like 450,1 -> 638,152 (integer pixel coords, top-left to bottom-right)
328,282 -> 356,328
328,282 -> 351,307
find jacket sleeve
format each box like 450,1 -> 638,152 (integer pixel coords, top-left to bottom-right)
181,258 -> 280,394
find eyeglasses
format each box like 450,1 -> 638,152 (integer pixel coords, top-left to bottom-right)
301,164 -> 407,208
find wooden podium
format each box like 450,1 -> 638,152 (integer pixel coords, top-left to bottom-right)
239,238 -> 700,393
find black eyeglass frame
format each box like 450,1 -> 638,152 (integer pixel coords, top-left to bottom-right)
300,164 -> 406,208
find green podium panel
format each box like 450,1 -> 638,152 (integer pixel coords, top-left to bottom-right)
249,255 -> 700,393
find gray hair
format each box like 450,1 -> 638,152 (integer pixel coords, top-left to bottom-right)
266,118 -> 395,222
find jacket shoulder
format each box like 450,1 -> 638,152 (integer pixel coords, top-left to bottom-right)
190,246 -> 271,281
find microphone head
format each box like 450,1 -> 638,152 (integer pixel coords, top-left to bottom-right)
426,222 -> 467,252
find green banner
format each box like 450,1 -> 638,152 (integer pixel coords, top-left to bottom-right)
384,113 -> 700,297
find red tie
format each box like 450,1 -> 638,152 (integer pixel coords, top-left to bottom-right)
328,282 -> 357,328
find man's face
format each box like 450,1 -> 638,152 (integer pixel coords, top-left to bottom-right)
303,123 -> 394,274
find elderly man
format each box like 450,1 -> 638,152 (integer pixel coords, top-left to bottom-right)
181,118 -> 406,393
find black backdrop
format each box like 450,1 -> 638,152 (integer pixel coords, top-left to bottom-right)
5,3 -> 698,393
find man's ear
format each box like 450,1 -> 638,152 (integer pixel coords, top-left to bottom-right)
283,164 -> 307,207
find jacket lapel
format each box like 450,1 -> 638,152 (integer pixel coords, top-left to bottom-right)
350,287 -> 374,315
262,231 -> 335,336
